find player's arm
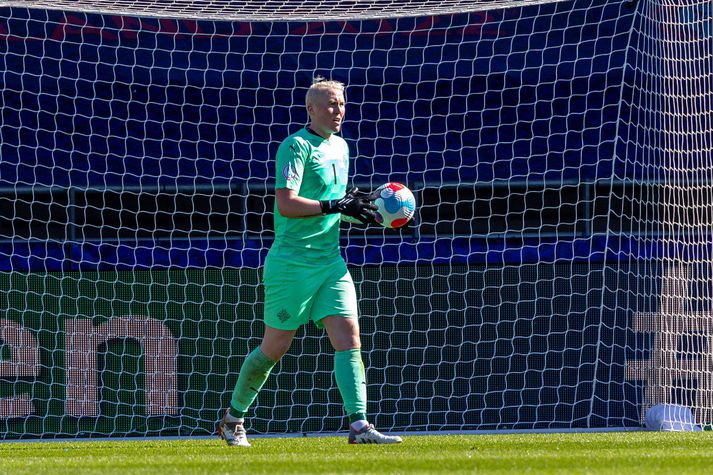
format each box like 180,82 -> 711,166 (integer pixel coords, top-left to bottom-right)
275,188 -> 322,217
276,187 -> 377,224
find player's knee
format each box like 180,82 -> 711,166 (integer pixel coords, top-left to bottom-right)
259,330 -> 295,361
259,341 -> 290,361
330,333 -> 361,351
323,317 -> 361,351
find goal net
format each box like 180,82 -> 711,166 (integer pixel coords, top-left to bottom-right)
0,0 -> 711,438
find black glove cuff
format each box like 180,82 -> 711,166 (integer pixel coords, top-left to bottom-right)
320,200 -> 338,214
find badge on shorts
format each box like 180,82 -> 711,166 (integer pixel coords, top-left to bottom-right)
277,309 -> 291,323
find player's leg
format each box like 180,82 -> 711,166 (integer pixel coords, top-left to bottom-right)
218,325 -> 295,447
231,326 -> 296,415
314,261 -> 402,445
219,252 -> 312,447
321,315 -> 366,420
322,316 -> 402,444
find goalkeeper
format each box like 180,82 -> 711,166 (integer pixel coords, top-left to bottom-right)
218,77 -> 402,446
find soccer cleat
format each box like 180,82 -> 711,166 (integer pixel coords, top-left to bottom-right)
217,409 -> 251,447
348,424 -> 403,444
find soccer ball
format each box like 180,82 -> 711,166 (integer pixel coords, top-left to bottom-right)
373,182 -> 416,229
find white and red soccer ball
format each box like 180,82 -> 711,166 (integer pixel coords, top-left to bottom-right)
373,182 -> 416,229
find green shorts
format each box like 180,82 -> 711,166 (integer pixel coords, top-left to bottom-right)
263,251 -> 358,330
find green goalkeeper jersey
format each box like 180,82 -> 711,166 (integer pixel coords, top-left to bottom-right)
271,127 -> 349,258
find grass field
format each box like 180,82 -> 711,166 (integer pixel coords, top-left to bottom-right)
2,431 -> 713,474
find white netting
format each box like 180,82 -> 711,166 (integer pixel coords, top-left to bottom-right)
621,0 -> 713,428
1,0 -> 712,438
0,0 -> 572,20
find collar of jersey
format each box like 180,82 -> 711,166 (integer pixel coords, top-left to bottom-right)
305,127 -> 330,141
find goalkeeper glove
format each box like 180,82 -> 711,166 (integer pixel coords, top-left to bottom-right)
320,187 -> 378,225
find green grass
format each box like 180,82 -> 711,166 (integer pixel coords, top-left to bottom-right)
2,432 -> 713,474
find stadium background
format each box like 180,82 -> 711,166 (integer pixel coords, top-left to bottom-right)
0,0 -> 680,437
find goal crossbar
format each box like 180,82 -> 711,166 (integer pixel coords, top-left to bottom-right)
0,0 -> 571,21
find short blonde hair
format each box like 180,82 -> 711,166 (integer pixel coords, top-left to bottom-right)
306,76 -> 345,108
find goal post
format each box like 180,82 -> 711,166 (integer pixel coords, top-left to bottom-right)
0,0 -> 712,438
618,0 -> 713,429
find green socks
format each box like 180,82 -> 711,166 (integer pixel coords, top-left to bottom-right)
230,347 -> 367,423
334,348 -> 368,419
230,347 -> 277,415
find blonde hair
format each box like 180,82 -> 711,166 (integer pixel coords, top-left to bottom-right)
305,76 -> 345,108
